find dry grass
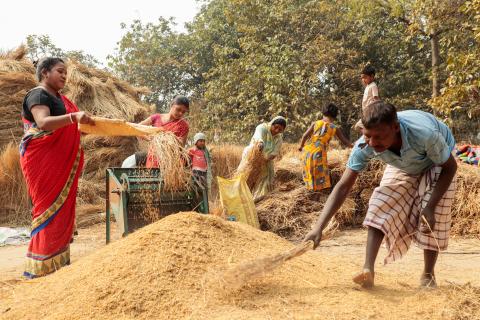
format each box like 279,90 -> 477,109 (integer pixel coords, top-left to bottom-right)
0,142 -> 29,226
63,61 -> 152,122
451,163 -> 480,237
147,132 -> 192,192
235,142 -> 268,191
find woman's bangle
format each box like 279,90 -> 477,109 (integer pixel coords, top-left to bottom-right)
69,113 -> 75,124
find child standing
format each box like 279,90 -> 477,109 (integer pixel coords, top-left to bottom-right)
188,132 -> 212,212
355,65 -> 380,131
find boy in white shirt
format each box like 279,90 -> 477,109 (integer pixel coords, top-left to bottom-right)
355,65 -> 380,131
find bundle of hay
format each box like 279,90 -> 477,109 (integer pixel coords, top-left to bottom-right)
235,142 -> 268,191
451,163 -> 480,236
0,142 -> 29,225
147,133 -> 192,192
0,47 -> 36,148
63,61 -> 151,122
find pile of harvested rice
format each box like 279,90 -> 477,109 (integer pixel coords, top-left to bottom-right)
0,212 -> 478,319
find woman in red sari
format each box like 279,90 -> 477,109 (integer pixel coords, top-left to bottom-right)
20,57 -> 94,278
143,96 -> 189,167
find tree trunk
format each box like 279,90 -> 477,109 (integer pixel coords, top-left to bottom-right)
431,32 -> 441,99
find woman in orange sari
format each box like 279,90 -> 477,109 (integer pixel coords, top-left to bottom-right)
20,57 -> 94,278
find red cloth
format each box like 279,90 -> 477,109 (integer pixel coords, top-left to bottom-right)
20,96 -> 83,276
150,113 -> 189,139
188,147 -> 208,171
146,114 -> 189,168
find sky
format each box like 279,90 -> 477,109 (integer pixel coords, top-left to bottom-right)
0,0 -> 201,65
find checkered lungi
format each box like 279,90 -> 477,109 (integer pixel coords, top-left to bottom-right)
364,165 -> 456,264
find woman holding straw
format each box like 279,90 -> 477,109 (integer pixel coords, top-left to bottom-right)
237,116 -> 287,200
299,103 -> 352,194
121,96 -> 190,167
20,57 -> 94,278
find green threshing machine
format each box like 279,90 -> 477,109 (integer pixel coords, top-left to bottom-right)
105,167 -> 208,243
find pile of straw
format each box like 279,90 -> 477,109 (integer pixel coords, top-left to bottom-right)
235,142 -> 268,191
63,61 -> 151,122
147,132 -> 192,192
0,46 -> 36,148
0,142 -> 29,225
81,135 -> 138,181
1,212 -> 479,320
451,163 -> 480,236
259,147 -> 480,240
0,46 -> 156,226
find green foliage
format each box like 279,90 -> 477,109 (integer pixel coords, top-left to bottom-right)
26,34 -> 99,67
430,0 -> 480,118
109,0 -> 479,142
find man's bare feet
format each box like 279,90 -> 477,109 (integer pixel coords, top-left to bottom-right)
353,269 -> 375,288
420,273 -> 437,288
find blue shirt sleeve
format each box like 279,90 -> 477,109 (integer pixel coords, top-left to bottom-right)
347,138 -> 374,172
425,130 -> 451,165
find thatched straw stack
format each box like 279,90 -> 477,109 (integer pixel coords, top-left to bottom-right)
0,46 -> 155,226
0,142 -> 29,225
451,163 -> 480,236
0,46 -> 36,148
63,61 -> 151,122
208,144 -> 244,199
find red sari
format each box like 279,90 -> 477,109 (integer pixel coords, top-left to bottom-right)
146,113 -> 189,167
20,96 -> 84,278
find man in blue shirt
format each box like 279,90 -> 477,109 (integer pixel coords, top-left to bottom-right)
305,101 -> 457,289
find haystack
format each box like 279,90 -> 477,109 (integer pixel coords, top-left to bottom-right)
0,142 -> 29,226
1,212 -> 478,320
259,148 -> 480,239
0,46 -> 36,148
0,46 -> 154,226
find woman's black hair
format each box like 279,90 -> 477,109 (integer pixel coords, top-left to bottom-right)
322,103 -> 339,119
171,95 -> 190,109
36,57 -> 65,82
271,117 -> 287,128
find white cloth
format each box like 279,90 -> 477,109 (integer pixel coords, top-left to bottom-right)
362,82 -> 379,110
122,154 -> 137,168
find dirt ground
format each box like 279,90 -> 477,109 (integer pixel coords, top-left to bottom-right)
1,223 -> 479,293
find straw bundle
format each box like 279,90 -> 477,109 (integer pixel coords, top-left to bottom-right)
81,135 -> 138,181
256,182 -> 356,241
63,61 -> 151,122
0,142 -> 29,225
147,132 -> 192,192
451,163 -> 480,236
235,142 -> 268,190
